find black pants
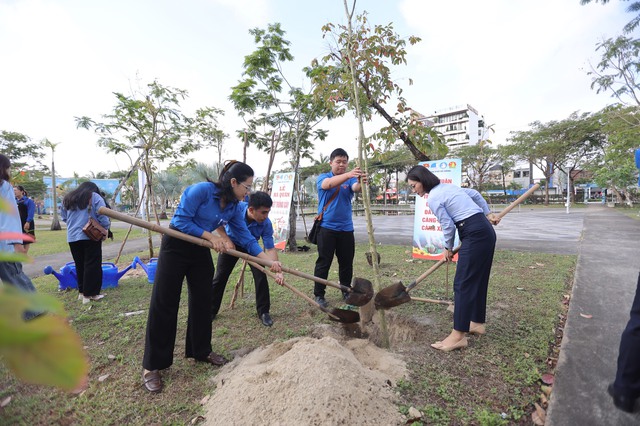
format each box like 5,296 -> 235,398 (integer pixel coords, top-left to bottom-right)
313,226 -> 354,297
69,240 -> 103,297
613,272 -> 640,399
143,234 -> 214,371
211,249 -> 271,319
452,213 -> 496,332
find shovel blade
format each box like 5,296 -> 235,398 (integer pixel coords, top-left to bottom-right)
344,277 -> 374,306
327,307 -> 360,323
374,281 -> 412,310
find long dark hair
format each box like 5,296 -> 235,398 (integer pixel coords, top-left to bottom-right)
0,154 -> 10,183
209,160 -> 254,205
406,165 -> 441,193
63,181 -> 101,210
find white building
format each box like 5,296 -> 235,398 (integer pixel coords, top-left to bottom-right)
413,104 -> 492,149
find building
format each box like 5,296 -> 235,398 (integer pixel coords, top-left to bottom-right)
413,104 -> 492,149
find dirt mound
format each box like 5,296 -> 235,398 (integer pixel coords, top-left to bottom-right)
203,335 -> 407,425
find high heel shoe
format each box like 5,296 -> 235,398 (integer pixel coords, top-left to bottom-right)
469,324 -> 486,335
431,337 -> 468,352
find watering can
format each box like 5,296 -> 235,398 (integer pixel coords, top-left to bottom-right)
43,262 -> 78,291
133,256 -> 158,284
44,260 -> 136,291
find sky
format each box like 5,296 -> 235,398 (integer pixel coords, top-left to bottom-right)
0,0 -> 630,179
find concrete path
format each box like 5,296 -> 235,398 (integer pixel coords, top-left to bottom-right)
546,205 -> 640,425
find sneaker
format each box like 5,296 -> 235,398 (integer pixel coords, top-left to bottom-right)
315,296 -> 329,309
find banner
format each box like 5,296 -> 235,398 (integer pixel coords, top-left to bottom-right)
270,172 -> 295,250
412,158 -> 463,260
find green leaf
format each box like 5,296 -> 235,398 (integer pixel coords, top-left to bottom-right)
0,288 -> 87,391
0,315 -> 89,391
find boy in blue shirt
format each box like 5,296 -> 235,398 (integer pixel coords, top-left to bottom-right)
211,191 -> 283,326
313,148 -> 365,308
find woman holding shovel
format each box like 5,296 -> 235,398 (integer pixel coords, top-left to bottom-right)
142,160 -> 282,393
406,165 -> 500,352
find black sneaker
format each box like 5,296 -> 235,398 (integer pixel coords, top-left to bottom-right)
315,296 -> 329,308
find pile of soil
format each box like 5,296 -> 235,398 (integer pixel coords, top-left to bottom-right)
203,332 -> 408,425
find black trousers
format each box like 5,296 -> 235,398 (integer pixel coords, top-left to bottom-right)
613,272 -> 640,398
211,249 -> 271,319
452,213 -> 496,332
69,240 -> 103,297
313,226 -> 355,297
143,234 -> 214,371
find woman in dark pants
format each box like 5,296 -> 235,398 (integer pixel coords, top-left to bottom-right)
407,165 -> 500,352
142,161 -> 282,393
60,182 -> 110,304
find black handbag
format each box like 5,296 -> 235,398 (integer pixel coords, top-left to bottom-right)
307,187 -> 340,245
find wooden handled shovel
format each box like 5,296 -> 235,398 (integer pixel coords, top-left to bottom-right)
374,184 -> 540,310
245,260 -> 360,324
97,207 -> 374,307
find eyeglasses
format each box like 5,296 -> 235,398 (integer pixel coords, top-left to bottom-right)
239,182 -> 252,192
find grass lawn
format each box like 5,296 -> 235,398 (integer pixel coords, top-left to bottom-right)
0,241 -> 575,425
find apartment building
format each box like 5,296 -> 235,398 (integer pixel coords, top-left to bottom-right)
413,104 -> 492,149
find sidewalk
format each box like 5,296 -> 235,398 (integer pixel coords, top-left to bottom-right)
546,205 -> 640,425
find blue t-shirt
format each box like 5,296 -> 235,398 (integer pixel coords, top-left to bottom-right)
225,202 -> 275,251
60,192 -> 111,243
426,184 -> 490,249
316,172 -> 357,232
171,182 -> 263,257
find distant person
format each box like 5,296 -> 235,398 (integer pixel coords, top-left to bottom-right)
13,185 -> 36,253
407,165 -> 500,352
142,161 -> 282,394
608,271 -> 640,413
313,148 -> 365,308
0,154 -> 42,320
602,189 -> 607,205
60,182 -> 111,304
211,191 -> 284,327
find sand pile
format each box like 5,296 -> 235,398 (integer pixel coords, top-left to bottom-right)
203,335 -> 407,425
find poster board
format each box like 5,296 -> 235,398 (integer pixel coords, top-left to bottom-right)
270,172 -> 295,250
412,158 -> 462,260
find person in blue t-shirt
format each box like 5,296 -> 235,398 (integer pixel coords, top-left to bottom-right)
14,185 -> 36,253
313,148 -> 365,308
211,191 -> 284,327
142,161 -> 282,394
407,165 -> 500,352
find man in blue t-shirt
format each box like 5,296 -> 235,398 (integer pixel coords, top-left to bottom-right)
211,191 -> 283,326
313,148 -> 366,308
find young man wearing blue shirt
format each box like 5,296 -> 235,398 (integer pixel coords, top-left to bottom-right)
313,148 -> 365,308
211,191 -> 283,326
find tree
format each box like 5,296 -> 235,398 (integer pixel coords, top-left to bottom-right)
76,80 -> 196,258
229,23 -> 331,251
0,131 -> 46,171
581,0 -> 640,33
588,105 -> 640,204
507,121 -> 567,205
590,36 -> 640,105
192,107 -> 227,177
307,12 -> 448,162
42,139 -> 62,231
454,142 -> 499,192
368,144 -> 415,204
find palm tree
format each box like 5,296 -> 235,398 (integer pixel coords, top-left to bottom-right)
42,139 -> 61,231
